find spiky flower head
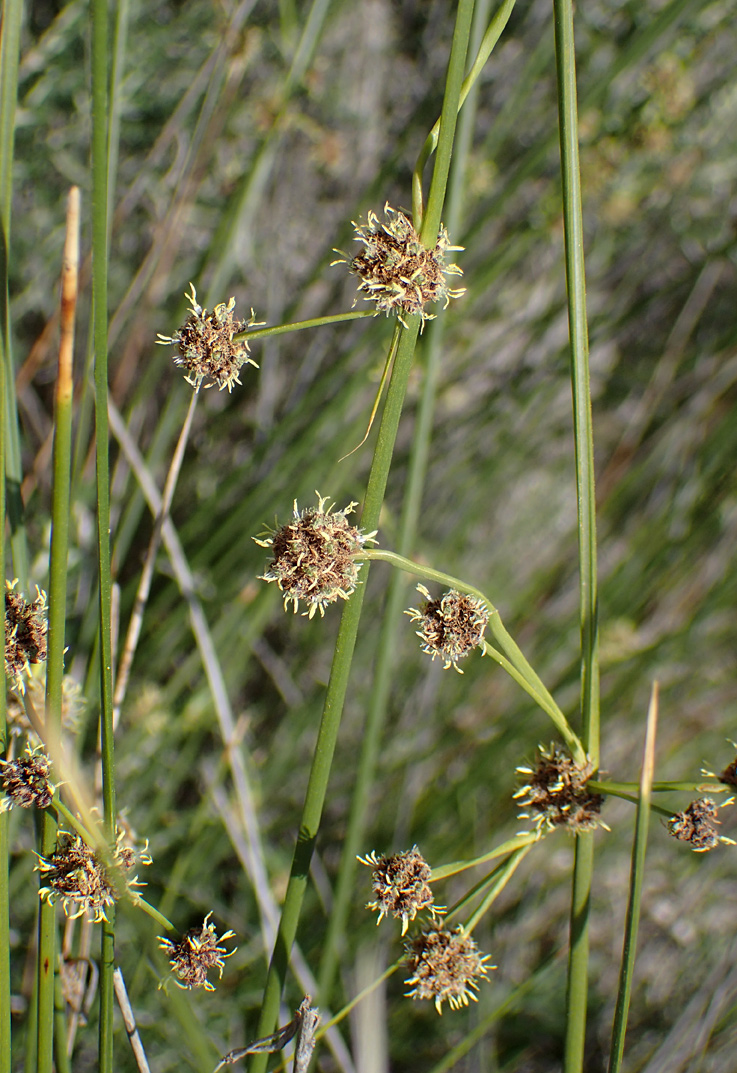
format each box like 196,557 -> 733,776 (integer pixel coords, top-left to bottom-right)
514,744 -> 606,833
667,797 -> 735,852
406,585 -> 489,673
404,925 -> 493,1014
37,827 -> 151,922
358,847 -> 438,935
254,494 -> 377,618
0,744 -> 55,812
159,913 -> 236,991
5,580 -> 48,694
702,743 -> 737,790
334,203 -> 464,327
157,283 -> 259,392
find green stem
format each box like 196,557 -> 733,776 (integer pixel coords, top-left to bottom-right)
412,0 -> 517,223
464,844 -> 532,933
317,0 -> 493,1005
238,310 -> 374,344
248,6 -> 475,1067
431,831 -> 542,881
0,14 -> 9,1055
552,0 -> 598,1064
91,0 -> 116,1062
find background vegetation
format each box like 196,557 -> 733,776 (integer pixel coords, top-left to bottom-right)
5,0 -> 737,1070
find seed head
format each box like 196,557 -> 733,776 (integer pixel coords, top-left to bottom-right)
358,847 -> 438,935
334,203 -> 464,327
667,797 -> 735,852
514,744 -> 606,833
406,585 -> 489,672
404,926 -> 493,1014
254,494 -> 376,618
159,912 -> 236,991
157,283 -> 259,392
4,580 -> 48,693
0,744 -> 55,811
37,828 -> 151,922
702,743 -> 737,789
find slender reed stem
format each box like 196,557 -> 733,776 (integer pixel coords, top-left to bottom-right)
248,6 -> 475,1067
240,311 -> 374,343
551,0 -> 598,1065
91,0 -> 116,1061
608,684 -> 658,1073
112,388 -> 199,728
0,43 -> 9,1058
317,0 -> 493,1004
38,184 -> 81,1073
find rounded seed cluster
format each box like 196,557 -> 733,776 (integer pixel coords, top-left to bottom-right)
255,494 -> 376,618
37,829 -> 150,922
4,580 -> 48,694
404,926 -> 493,1014
358,847 -> 437,935
0,746 -> 54,811
667,797 -> 734,852
514,744 -> 605,833
335,203 -> 464,326
406,585 -> 489,672
157,283 -> 258,392
159,913 -> 236,991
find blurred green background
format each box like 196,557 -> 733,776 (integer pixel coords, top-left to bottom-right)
8,0 -> 737,1069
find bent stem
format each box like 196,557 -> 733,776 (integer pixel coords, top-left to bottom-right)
248,4 -> 475,1068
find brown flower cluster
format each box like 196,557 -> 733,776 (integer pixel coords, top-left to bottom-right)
37,829 -> 150,922
159,913 -> 236,991
404,926 -> 493,1014
406,585 -> 489,672
667,797 -> 734,852
157,283 -> 258,392
514,744 -> 605,833
0,745 -> 54,811
335,203 -> 464,326
4,580 -> 48,693
255,494 -> 376,617
359,847 -> 437,935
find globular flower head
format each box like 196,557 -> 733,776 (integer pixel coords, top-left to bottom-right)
514,744 -> 606,833
334,203 -> 464,327
157,283 -> 259,392
358,846 -> 438,935
159,913 -> 236,991
404,925 -> 493,1014
702,743 -> 737,790
5,580 -> 48,693
406,585 -> 489,673
36,827 -> 151,922
254,494 -> 376,618
667,797 -> 735,852
0,744 -> 55,811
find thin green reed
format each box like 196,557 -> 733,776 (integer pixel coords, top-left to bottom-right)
91,0 -> 116,1065
552,0 -> 599,1068
0,162 -> 9,1073
248,5 -> 476,1068
317,0 -> 508,1006
0,0 -> 27,589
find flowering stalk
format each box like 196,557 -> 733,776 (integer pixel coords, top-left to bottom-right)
248,4 -> 475,1067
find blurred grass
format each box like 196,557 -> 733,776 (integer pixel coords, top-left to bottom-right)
7,0 -> 737,1070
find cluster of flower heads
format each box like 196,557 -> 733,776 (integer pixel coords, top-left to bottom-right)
335,203 -> 464,327
359,846 -> 493,1013
36,827 -> 151,923
667,797 -> 735,853
514,744 -> 606,833
404,926 -> 493,1014
157,284 -> 259,392
4,579 -> 48,694
255,494 -> 376,617
159,912 -> 236,991
406,585 -> 489,672
0,744 -> 55,812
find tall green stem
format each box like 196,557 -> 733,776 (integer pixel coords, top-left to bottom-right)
0,52 -> 9,1056
552,0 -> 599,1067
91,0 -> 116,1064
248,5 -> 475,1068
